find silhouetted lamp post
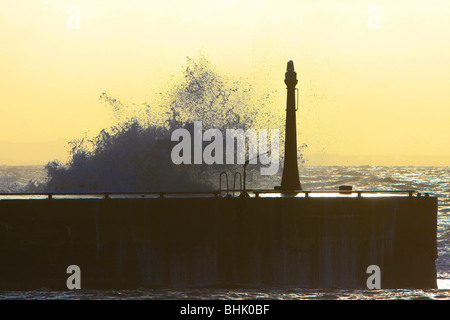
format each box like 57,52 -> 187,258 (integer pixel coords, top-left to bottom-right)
280,60 -> 302,191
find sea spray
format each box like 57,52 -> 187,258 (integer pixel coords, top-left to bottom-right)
29,55 -> 285,193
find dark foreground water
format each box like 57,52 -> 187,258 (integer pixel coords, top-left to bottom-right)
0,165 -> 449,299
0,286 -> 449,300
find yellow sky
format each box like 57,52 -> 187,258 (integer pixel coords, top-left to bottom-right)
0,0 -> 449,165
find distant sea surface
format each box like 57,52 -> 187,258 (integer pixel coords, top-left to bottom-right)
0,165 -> 449,300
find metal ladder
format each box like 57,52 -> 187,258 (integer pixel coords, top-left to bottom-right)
219,171 -> 242,197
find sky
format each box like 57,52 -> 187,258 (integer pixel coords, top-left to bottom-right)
0,0 -> 449,165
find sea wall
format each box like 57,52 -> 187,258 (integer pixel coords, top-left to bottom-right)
0,195 -> 437,290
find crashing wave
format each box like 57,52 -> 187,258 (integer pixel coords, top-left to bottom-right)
23,55 -> 283,193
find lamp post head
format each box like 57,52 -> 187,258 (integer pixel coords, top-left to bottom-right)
285,60 -> 298,87
287,60 -> 295,71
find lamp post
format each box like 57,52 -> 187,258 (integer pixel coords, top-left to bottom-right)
280,60 -> 302,191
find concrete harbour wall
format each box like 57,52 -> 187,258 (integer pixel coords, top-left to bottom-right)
0,195 -> 437,289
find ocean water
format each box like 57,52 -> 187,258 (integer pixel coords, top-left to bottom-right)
0,165 -> 449,300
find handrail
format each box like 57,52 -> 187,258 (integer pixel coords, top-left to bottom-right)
0,191 -> 222,196
0,189 -> 423,200
249,189 -> 416,193
0,191 -> 221,199
232,172 -> 242,197
250,189 -> 420,198
219,171 -> 229,197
